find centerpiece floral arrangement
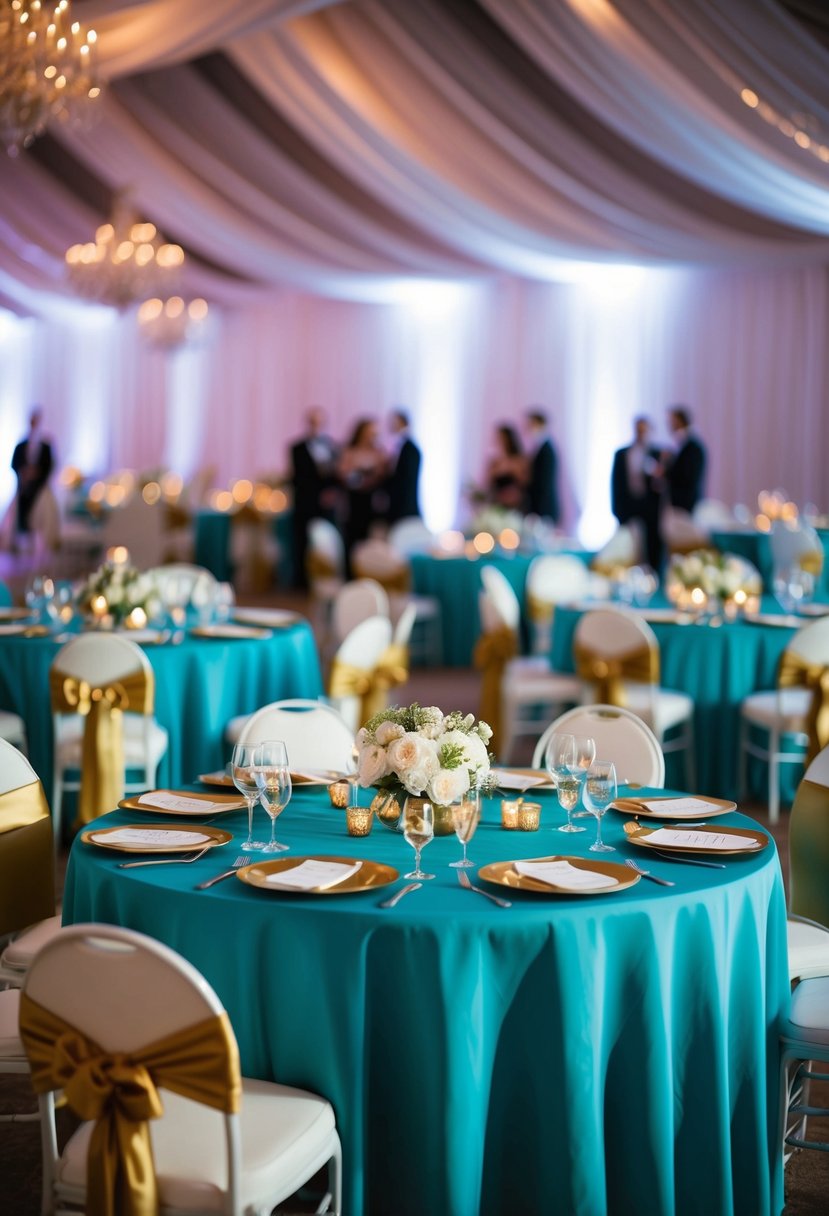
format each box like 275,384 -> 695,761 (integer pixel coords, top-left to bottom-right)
356,703 -> 493,832
76,559 -> 162,626
666,549 -> 761,604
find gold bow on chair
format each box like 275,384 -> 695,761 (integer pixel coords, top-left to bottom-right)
473,625 -> 518,753
352,562 -> 411,596
19,992 -> 240,1216
0,780 -> 54,936
306,550 -> 338,589
49,667 -> 154,828
778,651 -> 829,766
328,643 -> 409,727
573,640 -> 658,707
799,549 -> 824,577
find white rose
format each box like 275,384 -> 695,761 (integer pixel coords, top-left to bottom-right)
402,748 -> 440,796
387,732 -> 432,774
376,720 -> 405,746
357,743 -> 389,787
356,727 -> 369,747
428,766 -> 469,805
476,721 -> 493,745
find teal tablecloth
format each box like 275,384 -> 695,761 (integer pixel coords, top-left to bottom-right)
194,510 -> 295,586
0,621 -> 321,802
711,528 -> 829,595
0,581 -> 11,608
550,598 -> 811,801
64,787 -> 788,1216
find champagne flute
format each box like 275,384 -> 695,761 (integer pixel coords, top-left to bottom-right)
449,787 -> 480,869
230,743 -> 266,850
253,740 -> 292,853
402,798 -> 435,880
544,733 -> 584,834
582,761 -> 618,853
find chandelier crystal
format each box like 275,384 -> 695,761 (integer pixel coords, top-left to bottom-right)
0,0 -> 102,156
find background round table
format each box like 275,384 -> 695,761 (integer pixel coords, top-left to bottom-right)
194,509 -> 295,586
711,527 -> 829,595
64,786 -> 788,1216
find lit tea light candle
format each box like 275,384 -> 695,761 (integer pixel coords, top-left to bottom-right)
91,594 -> 108,618
126,606 -> 147,629
501,799 -> 522,830
328,781 -> 350,809
517,802 -> 541,831
345,805 -> 374,837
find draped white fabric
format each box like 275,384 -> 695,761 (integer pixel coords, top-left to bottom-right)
1,0 -> 828,532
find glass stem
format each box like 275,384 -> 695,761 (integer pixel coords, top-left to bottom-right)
415,845 -> 422,874
247,797 -> 255,842
462,841 -> 468,864
595,815 -> 604,848
269,816 -> 277,849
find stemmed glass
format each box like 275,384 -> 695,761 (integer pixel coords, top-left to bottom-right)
402,797 -> 435,880
230,743 -> 266,851
449,787 -> 480,869
544,733 -> 596,833
582,761 -> 618,853
253,740 -> 292,853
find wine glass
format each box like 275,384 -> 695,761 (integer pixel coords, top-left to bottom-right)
773,566 -> 797,615
582,761 -> 618,853
253,740 -> 292,853
449,787 -> 480,869
545,733 -> 582,834
402,797 -> 435,880
230,743 -> 266,850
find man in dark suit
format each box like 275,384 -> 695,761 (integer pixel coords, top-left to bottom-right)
611,416 -> 663,570
524,408 -> 560,525
290,406 -> 339,588
11,406 -> 53,543
664,405 -> 706,514
384,409 -> 421,523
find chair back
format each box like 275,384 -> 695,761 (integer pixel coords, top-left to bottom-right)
99,496 -> 167,570
574,608 -> 659,711
388,517 -> 434,555
662,507 -> 709,553
308,518 -> 345,575
393,602 -> 417,649
332,579 -> 389,645
575,606 -> 657,661
238,700 -> 354,772
789,744 -> 829,928
693,500 -> 735,530
480,565 -> 521,630
771,520 -> 824,576
527,554 -> 591,606
351,539 -> 411,595
591,523 -> 641,573
787,617 -> 829,665
328,616 -> 394,731
50,633 -> 154,693
0,739 -> 54,937
531,705 -> 666,786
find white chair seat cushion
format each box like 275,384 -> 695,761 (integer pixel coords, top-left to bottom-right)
504,667 -> 582,705
784,975 -> 829,1045
787,917 -> 829,982
55,716 -> 168,770
1,915 -> 62,972
740,688 -> 811,732
58,1078 -> 337,1212
0,710 -> 26,744
621,686 -> 694,735
0,988 -> 25,1058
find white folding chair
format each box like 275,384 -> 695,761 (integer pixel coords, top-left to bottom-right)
787,745 -> 829,983
771,520 -> 824,578
50,634 -> 169,841
591,523 -> 642,573
238,700 -> 355,773
531,704 -> 666,787
0,711 -> 26,753
307,518 -> 347,649
693,500 -> 735,531
482,565 -> 581,764
574,608 -> 695,785
352,538 -> 442,666
20,923 -> 342,1216
525,553 -> 592,656
332,579 -> 390,647
661,507 -> 710,554
387,516 -> 435,555
328,616 -> 393,733
779,976 -> 829,1161
739,616 -> 829,825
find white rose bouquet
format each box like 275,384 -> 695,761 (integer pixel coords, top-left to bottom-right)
76,560 -> 162,625
356,704 -> 492,808
666,549 -> 761,603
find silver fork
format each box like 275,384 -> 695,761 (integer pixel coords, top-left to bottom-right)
118,844 -> 213,869
624,858 -> 675,887
195,855 -> 251,889
457,869 -> 512,907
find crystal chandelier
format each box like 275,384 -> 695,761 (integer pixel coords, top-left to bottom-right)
65,194 -> 187,309
0,0 -> 102,156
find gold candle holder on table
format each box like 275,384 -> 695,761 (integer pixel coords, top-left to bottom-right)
345,805 -> 374,836
517,801 -> 541,831
501,799 -> 521,830
328,781 -> 350,809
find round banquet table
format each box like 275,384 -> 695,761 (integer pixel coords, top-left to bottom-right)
710,527 -> 829,595
0,619 -> 321,800
194,509 -> 295,586
550,597 -> 816,801
63,785 -> 789,1216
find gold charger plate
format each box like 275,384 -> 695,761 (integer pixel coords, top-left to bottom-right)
233,608 -> 302,629
119,790 -> 246,815
0,607 -> 30,622
477,855 -> 639,895
190,624 -> 271,640
81,823 -> 232,853
236,855 -> 398,895
624,821 -> 768,855
611,794 -> 736,820
197,770 -> 234,787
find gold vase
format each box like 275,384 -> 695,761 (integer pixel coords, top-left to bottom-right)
372,790 -> 455,836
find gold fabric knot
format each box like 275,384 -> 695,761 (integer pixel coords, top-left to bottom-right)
799,549 -> 824,577
574,640 -> 658,707
62,677 -> 129,717
352,563 -> 411,595
778,650 -> 829,766
373,643 -> 410,691
54,1032 -> 163,1125
0,778 -> 54,936
306,551 -> 338,585
473,625 -> 518,752
328,656 -> 402,726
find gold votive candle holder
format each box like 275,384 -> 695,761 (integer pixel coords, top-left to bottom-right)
501,800 -> 521,830
345,805 -> 374,837
517,801 -> 541,832
328,781 -> 350,809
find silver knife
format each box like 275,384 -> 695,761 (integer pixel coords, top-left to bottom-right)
652,849 -> 726,870
378,882 -> 422,908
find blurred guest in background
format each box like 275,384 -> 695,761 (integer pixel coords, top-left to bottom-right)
338,417 -> 388,565
11,406 -> 53,550
664,404 -> 707,514
290,406 -> 340,589
524,408 -> 560,525
611,415 -> 663,570
486,424 -> 526,510
384,408 -> 421,523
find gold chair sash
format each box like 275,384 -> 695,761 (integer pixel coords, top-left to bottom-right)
473,625 -> 518,753
328,643 -> 409,727
526,592 -> 554,626
351,562 -> 411,595
19,992 -> 240,1216
306,550 -> 338,587
799,549 -> 824,577
778,651 -> 829,766
0,780 -> 54,936
789,777 -> 829,927
573,639 -> 658,707
49,666 -> 154,828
